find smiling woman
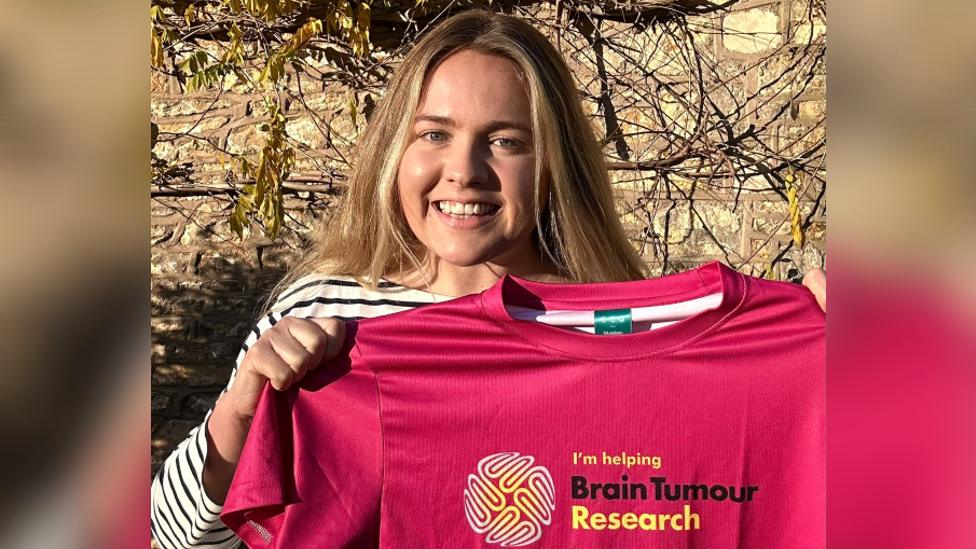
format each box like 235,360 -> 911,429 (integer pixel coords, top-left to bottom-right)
150,10 -> 824,549
397,50 -> 550,284
284,11 -> 650,298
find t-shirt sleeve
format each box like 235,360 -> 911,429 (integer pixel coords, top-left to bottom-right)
219,343 -> 383,548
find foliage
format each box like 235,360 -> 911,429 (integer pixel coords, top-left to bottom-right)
150,0 -> 827,278
230,102 -> 294,238
150,0 -> 376,238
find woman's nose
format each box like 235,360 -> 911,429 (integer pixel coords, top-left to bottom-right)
442,141 -> 489,187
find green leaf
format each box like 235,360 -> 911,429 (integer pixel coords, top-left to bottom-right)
180,50 -> 208,76
230,203 -> 247,238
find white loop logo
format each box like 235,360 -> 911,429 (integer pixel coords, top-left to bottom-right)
464,452 -> 555,547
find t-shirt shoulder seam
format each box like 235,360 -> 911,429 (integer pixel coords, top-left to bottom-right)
743,274 -> 810,294
355,344 -> 387,540
741,275 -> 824,315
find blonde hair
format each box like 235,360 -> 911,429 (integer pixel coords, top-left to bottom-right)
271,10 -> 647,305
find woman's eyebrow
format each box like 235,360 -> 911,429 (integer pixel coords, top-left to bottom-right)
414,114 -> 457,126
414,114 -> 531,134
483,120 -> 532,134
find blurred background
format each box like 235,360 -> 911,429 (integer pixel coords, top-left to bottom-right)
0,0 -> 972,547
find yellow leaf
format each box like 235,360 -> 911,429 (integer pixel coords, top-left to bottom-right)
184,4 -> 195,25
150,29 -> 164,68
357,2 -> 370,28
223,22 -> 245,64
341,2 -> 353,30
347,93 -> 358,126
786,172 -> 806,248
230,205 -> 246,238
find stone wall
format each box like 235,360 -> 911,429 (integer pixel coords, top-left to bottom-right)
151,0 -> 825,476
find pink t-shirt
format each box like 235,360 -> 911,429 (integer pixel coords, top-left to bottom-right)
221,262 -> 825,548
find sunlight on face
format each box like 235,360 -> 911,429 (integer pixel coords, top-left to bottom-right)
397,50 -> 547,271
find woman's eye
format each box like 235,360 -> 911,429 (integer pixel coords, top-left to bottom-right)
492,137 -> 522,149
422,131 -> 448,143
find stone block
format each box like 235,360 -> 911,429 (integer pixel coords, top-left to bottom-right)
156,115 -> 230,136
151,97 -> 237,118
151,393 -> 171,413
152,419 -> 200,470
723,8 -> 783,54
151,224 -> 177,246
153,363 -> 234,387
287,116 -> 328,150
793,21 -> 826,45
151,277 -> 275,318
151,251 -> 192,276
652,199 -> 694,245
779,125 -> 826,159
226,124 -> 262,155
798,100 -> 825,120
186,393 -> 220,415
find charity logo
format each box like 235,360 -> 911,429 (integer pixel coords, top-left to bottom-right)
463,451 -> 556,547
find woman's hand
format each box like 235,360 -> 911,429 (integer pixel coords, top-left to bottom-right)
803,269 -> 827,313
203,316 -> 346,503
225,316 -> 347,420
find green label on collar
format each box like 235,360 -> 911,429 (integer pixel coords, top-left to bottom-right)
594,309 -> 633,335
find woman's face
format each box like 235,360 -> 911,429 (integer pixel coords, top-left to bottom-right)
397,50 -> 545,269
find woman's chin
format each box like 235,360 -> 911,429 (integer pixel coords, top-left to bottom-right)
438,255 -> 492,268
432,248 -> 498,269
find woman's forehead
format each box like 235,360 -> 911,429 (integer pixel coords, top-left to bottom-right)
416,50 -> 532,125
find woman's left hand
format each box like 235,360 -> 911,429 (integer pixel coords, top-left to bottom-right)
803,269 -> 827,313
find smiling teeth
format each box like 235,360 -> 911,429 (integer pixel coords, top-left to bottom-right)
437,201 -> 497,216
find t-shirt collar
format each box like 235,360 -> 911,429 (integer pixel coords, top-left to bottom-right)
479,261 -> 747,361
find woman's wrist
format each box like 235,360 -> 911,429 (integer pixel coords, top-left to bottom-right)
201,393 -> 253,504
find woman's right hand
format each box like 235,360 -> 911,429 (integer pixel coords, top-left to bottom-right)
225,316 -> 347,420
203,316 -> 346,503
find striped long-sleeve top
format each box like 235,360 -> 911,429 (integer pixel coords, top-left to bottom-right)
150,276 -> 444,549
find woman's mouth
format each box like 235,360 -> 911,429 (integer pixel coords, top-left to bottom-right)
433,200 -> 500,218
431,200 -> 500,229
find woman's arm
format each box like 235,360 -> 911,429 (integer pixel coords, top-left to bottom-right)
151,314 -> 343,549
150,275 -> 434,548
201,316 -> 344,503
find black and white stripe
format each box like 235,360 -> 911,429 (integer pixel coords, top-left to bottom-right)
151,276 -> 442,548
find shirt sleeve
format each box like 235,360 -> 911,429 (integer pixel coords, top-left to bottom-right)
151,277 -> 404,549
151,411 -> 242,549
220,343 -> 384,548
149,281 -> 316,549
150,327 -> 265,549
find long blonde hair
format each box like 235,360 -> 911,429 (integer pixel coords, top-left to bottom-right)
271,10 -> 647,305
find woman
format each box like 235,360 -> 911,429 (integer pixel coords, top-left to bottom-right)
150,11 -> 825,549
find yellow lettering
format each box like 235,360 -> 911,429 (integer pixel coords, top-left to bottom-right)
571,505 -> 699,531
572,506 -> 590,529
658,513 -> 671,528
684,505 -> 701,530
